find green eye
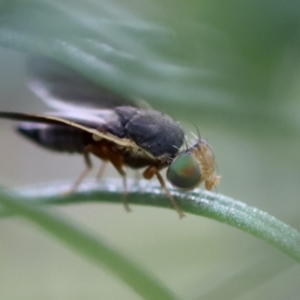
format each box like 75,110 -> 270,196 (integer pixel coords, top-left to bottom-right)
167,152 -> 201,189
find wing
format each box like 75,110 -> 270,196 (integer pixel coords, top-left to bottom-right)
0,112 -> 133,147
27,56 -> 145,112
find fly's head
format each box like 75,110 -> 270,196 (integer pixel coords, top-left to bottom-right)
166,139 -> 219,191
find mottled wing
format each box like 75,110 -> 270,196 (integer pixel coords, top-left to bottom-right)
27,56 -> 142,112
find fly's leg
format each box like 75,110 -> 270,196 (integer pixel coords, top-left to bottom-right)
64,144 -> 94,194
101,147 -> 131,212
96,161 -> 108,180
143,166 -> 185,218
93,146 -> 131,212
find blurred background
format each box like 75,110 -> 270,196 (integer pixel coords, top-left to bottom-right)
0,0 -> 300,299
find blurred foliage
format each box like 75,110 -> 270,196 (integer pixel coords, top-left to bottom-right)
0,188 -> 178,300
0,0 -> 300,300
0,0 -> 300,127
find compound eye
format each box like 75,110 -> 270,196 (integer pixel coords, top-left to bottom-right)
167,152 -> 201,189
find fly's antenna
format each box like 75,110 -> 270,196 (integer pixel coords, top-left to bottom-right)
184,136 -> 189,150
172,145 -> 180,150
190,132 -> 198,145
188,121 -> 202,143
191,122 -> 201,141
172,136 -> 188,151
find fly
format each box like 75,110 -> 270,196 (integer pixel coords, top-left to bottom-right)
0,56 -> 219,218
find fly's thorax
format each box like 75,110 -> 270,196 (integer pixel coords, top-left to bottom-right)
115,106 -> 185,158
166,139 -> 219,191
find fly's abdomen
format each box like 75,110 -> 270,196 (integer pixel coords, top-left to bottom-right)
17,122 -> 92,153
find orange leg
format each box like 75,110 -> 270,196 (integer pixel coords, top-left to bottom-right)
64,143 -> 131,214
96,161 -> 108,180
100,146 -> 131,212
143,166 -> 185,218
205,180 -> 213,191
64,144 -> 94,194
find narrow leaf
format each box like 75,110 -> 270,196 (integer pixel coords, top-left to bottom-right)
0,187 -> 178,300
1,179 -> 300,263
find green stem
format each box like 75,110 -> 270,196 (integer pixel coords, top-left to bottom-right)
1,179 -> 300,263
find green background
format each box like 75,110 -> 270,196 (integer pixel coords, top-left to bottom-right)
0,0 -> 300,299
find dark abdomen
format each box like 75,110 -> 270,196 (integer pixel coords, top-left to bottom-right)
17,122 -> 93,153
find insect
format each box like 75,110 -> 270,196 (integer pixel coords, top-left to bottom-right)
0,56 -> 219,218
